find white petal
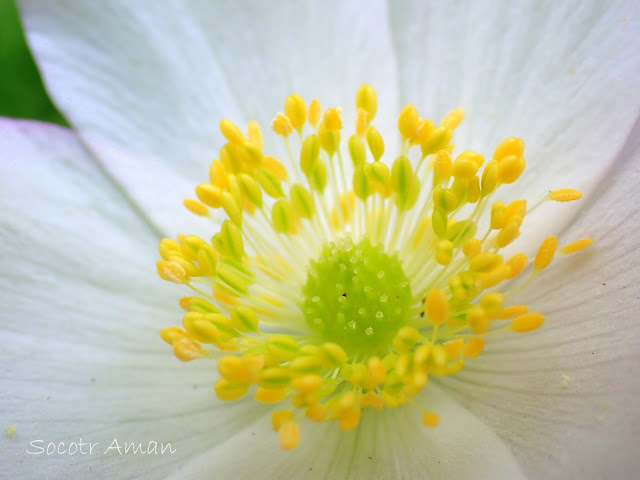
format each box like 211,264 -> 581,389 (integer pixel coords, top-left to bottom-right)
389,0 -> 640,229
19,1 -> 398,234
0,119 -> 261,478
170,384 -> 525,480
437,121 -> 640,478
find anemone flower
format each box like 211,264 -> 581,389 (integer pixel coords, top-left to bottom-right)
2,1 -> 640,479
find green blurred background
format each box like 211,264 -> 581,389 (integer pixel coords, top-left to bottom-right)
0,0 -> 67,125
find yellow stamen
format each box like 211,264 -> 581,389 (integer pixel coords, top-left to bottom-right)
560,238 -> 593,254
157,85 -> 591,450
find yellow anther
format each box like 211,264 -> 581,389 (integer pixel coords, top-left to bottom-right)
435,240 -> 454,265
160,326 -> 187,345
398,104 -> 419,140
430,147 -> 450,175
490,201 -> 506,230
320,342 -> 348,368
272,410 -> 293,431
413,344 -> 431,366
463,238 -> 482,256
353,164 -> 373,200
300,134 -> 320,174
504,199 -> 526,220
208,159 -> 228,189
355,84 -> 378,121
339,409 -> 361,432
381,390 -> 406,408
183,199 -> 209,217
560,238 -> 593,254
366,125 -> 385,161
263,155 -> 288,181
271,199 -> 298,234
221,191 -> 242,225
306,403 -> 329,422
441,107 -> 465,130
393,353 -> 412,378
284,94 -> 306,132
196,243 -> 217,276
266,334 -> 299,361
179,234 -> 205,260
501,305 -> 529,319
156,259 -> 189,284
480,160 -> 499,196
479,263 -> 512,289
425,288 -> 449,326
309,161 -> 328,192
480,292 -> 504,317
322,107 -> 343,131
510,312 -> 545,332
259,367 -> 292,389
289,355 -> 324,376
549,188 -> 582,202
467,176 -> 481,203
422,411 -> 440,427
179,296 -> 219,314
318,124 -> 340,156
365,357 -> 386,387
219,119 -> 246,146
214,379 -> 249,402
410,118 -> 434,146
348,134 -> 367,166
467,305 -> 489,334
497,155 -> 526,184
391,155 -> 414,194
279,421 -> 300,449
432,186 -> 457,213
212,220 -> 245,261
292,375 -> 323,393
288,184 -> 314,220
392,326 -> 421,352
534,236 -> 557,271
291,392 -> 317,409
195,183 -> 223,209
158,238 -> 181,260
505,253 -> 529,278
226,174 -> 242,205
430,345 -> 447,368
463,337 -> 485,358
308,99 -> 321,127
242,141 -> 263,170
257,168 -> 285,199
444,338 -> 465,360
271,112 -> 293,137
355,108 -> 369,137
237,173 -> 263,207
432,208 -> 448,239
421,126 -> 453,156
246,120 -> 263,148
469,252 -> 503,273
493,137 -> 524,163
202,313 -> 238,341
452,151 -> 482,179
495,217 -> 522,248
254,387 -> 286,405
173,336 -> 204,361
337,391 -> 359,412
218,355 -> 251,383
229,306 -> 258,333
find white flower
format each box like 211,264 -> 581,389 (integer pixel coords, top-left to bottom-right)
2,1 -> 639,479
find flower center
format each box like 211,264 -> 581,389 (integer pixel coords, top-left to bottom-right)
302,237 -> 411,356
155,84 -> 593,450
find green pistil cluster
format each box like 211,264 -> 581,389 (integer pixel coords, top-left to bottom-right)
302,237 -> 412,356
